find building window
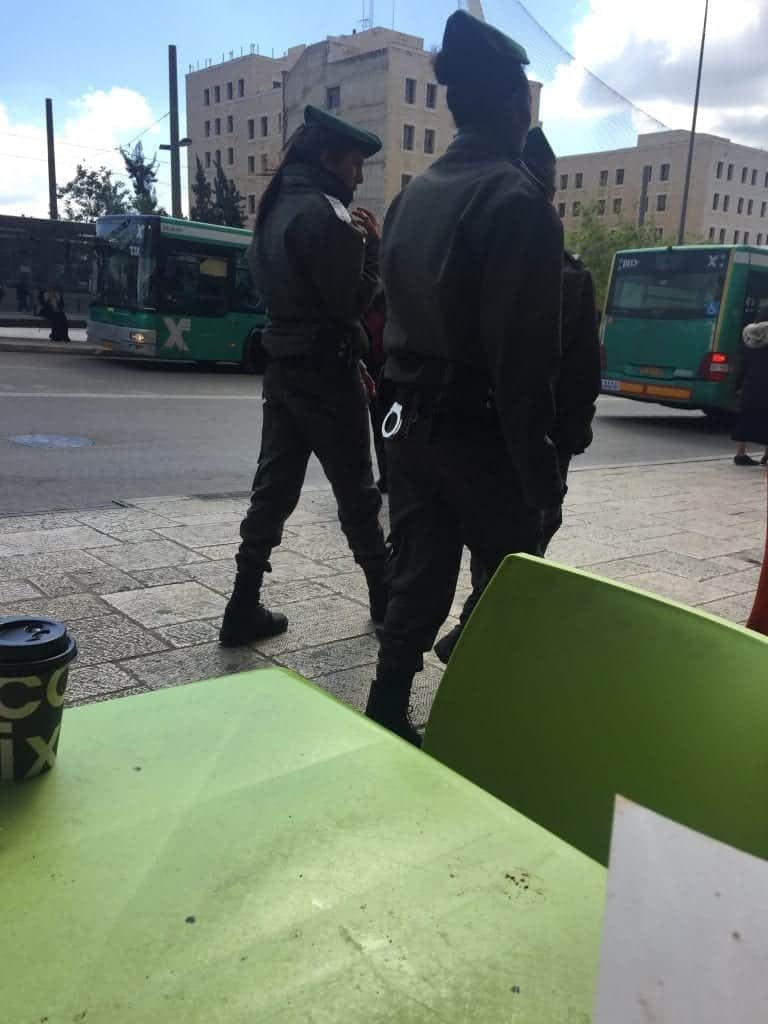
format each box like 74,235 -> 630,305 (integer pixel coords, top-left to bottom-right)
405,78 -> 416,104
575,172 -> 583,189
248,118 -> 255,140
613,197 -> 623,213
744,231 -> 750,244
758,233 -> 764,246
260,116 -> 269,137
708,226 -> 715,240
215,149 -> 221,165
403,124 -> 415,150
741,167 -> 748,184
560,173 -> 568,190
326,86 -> 340,110
597,198 -> 606,215
643,165 -> 653,184
401,174 -> 412,188
660,163 -> 670,182
655,227 -> 664,240
248,194 -> 256,214
723,195 -> 730,212
719,227 -> 726,243
215,118 -> 221,135
572,201 -> 581,217
424,128 -> 435,154
426,83 -> 437,109
248,155 -> 255,173
752,169 -> 758,186
204,120 -> 210,137
204,88 -> 210,106
227,147 -> 234,165
273,80 -> 281,89
738,197 -> 745,214
214,85 -> 221,103
748,199 -> 754,216
227,82 -> 234,101
227,115 -> 234,133
716,161 -> 723,179
727,163 -> 734,180
656,194 -> 667,212
616,168 -> 625,185
238,78 -> 245,98
557,202 -> 566,217
205,151 -> 211,168
762,201 -> 767,217
734,229 -> 740,243
261,154 -> 269,173
599,169 -> 608,187
712,192 -> 719,210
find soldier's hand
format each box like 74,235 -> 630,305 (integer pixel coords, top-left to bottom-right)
351,207 -> 380,241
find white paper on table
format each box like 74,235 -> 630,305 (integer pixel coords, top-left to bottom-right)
594,797 -> 768,1024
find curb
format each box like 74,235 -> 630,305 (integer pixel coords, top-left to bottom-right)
0,340 -> 100,356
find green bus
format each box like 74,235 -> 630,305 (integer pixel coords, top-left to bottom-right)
601,245 -> 768,415
88,214 -> 267,372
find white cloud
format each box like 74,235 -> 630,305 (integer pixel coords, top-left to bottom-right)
0,87 -> 178,219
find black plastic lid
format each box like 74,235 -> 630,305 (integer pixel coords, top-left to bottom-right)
0,617 -> 71,664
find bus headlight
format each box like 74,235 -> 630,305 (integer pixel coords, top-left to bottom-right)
130,332 -> 146,344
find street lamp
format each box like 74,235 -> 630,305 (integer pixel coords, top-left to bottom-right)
678,0 -> 710,245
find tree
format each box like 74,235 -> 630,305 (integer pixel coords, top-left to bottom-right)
120,141 -> 164,214
211,159 -> 246,227
565,202 -> 661,310
57,164 -> 131,222
190,156 -> 215,222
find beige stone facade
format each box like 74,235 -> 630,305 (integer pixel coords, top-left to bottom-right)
555,130 -> 768,246
185,27 -> 542,227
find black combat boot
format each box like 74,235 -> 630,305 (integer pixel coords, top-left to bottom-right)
219,556 -> 288,647
365,669 -> 422,747
365,568 -> 391,625
433,623 -> 463,665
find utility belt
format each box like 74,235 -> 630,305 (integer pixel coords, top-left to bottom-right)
382,360 -> 498,441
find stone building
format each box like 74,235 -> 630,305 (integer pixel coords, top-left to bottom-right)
555,130 -> 768,246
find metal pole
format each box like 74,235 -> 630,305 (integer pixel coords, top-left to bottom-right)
678,0 -> 709,245
639,165 -> 651,227
168,44 -> 182,218
45,98 -> 58,220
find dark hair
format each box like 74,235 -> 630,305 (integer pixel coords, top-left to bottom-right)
256,125 -> 358,227
433,50 -> 529,130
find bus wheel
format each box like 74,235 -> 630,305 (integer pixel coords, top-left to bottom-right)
241,332 -> 265,375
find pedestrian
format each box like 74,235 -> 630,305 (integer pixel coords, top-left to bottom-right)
433,127 -> 602,664
733,303 -> 768,466
362,290 -> 389,492
39,285 -> 70,342
364,11 -> 564,744
219,105 -> 391,646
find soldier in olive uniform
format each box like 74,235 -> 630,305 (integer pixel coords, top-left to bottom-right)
364,12 -> 565,743
220,106 -> 391,646
433,127 -> 602,665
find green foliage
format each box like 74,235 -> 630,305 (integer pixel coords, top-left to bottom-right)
120,142 -> 164,215
211,159 -> 246,227
190,157 -> 214,222
565,202 -> 662,310
57,164 -> 131,222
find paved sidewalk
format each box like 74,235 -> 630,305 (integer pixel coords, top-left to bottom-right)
0,326 -> 96,356
0,457 -> 764,725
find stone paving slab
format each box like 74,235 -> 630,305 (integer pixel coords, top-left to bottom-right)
0,457 -> 765,731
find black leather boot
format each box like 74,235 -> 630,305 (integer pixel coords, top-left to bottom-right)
433,623 -> 463,665
365,670 -> 422,747
219,557 -> 288,647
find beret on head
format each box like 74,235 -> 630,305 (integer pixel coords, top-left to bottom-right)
434,10 -> 529,89
303,105 -> 382,157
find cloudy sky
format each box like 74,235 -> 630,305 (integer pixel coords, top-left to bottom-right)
1,0 -> 765,218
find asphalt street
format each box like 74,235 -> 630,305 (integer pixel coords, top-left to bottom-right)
0,352 -> 743,514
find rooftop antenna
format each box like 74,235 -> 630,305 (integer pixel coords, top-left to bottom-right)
250,43 -> 255,54
359,0 -> 373,30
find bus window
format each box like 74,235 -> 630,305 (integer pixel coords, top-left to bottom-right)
743,270 -> 768,326
161,249 -> 229,317
232,255 -> 262,313
607,249 -> 729,320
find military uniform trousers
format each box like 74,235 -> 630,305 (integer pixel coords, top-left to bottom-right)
378,398 -> 543,676
239,357 -> 388,574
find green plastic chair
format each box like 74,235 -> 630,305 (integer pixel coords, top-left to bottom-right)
423,554 -> 768,865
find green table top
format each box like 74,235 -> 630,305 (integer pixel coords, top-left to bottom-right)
0,669 -> 605,1023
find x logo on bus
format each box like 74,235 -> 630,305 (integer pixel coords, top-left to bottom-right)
163,317 -> 191,352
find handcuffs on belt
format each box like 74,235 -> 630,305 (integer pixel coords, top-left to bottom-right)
381,401 -> 404,439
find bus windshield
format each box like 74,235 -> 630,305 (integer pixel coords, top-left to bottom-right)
93,216 -> 156,310
607,249 -> 730,320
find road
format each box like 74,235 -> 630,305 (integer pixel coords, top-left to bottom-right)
0,352 -> 741,514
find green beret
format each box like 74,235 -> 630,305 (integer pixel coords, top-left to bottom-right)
304,105 -> 382,158
439,10 -> 530,83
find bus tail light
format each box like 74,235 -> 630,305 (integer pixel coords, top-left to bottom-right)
698,352 -> 730,382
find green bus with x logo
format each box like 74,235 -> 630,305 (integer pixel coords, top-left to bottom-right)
87,214 -> 267,372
